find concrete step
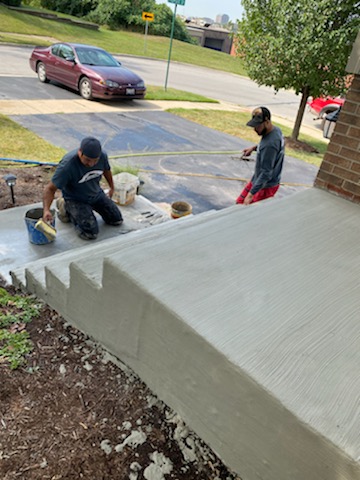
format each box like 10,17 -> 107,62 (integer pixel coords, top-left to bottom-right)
10,205 -> 222,312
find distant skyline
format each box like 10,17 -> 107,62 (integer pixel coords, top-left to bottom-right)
155,0 -> 244,22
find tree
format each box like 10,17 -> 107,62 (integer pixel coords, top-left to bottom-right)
86,0 -> 194,42
151,3 -> 195,43
237,0 -> 360,140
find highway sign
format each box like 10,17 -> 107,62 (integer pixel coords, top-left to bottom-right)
168,0 -> 186,5
142,11 -> 154,21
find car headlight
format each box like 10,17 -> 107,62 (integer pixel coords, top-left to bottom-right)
136,81 -> 145,88
100,80 -> 119,88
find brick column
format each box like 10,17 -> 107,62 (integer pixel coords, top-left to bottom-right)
315,74 -> 360,202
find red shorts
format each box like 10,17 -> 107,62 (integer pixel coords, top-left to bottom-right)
236,182 -> 279,204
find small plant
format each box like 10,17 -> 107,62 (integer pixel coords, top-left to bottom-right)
0,329 -> 32,369
0,287 -> 42,369
111,164 -> 140,177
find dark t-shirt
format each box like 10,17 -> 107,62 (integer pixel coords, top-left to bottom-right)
250,126 -> 285,195
52,149 -> 110,203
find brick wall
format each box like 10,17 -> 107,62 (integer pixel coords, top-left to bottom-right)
315,74 -> 360,202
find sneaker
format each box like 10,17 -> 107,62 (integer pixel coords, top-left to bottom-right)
109,219 -> 123,226
78,231 -> 98,240
56,197 -> 70,223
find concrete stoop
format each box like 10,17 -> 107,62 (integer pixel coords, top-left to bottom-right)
10,190 -> 360,480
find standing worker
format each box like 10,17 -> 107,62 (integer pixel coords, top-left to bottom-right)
42,137 -> 123,240
236,106 -> 285,205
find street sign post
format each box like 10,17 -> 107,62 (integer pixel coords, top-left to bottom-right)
142,12 -> 154,55
165,0 -> 185,90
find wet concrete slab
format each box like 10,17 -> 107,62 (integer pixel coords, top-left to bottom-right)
0,195 -> 170,285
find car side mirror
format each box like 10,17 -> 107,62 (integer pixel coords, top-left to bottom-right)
65,56 -> 76,63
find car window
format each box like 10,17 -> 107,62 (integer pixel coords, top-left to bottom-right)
51,44 -> 60,56
75,48 -> 119,67
59,45 -> 75,61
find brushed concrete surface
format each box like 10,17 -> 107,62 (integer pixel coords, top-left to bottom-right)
10,188 -> 360,480
0,195 -> 169,284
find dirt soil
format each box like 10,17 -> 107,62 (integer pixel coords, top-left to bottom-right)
0,166 -> 240,480
0,166 -> 54,211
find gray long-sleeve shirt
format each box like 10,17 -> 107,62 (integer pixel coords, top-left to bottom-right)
250,126 -> 285,195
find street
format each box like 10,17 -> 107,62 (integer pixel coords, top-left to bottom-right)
0,45 -> 320,133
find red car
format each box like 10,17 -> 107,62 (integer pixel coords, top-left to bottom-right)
307,96 -> 345,119
29,43 -> 146,100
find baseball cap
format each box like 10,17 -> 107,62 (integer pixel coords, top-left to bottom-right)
246,107 -> 271,127
80,137 -> 102,159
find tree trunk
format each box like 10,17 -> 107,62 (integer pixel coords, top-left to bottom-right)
291,86 -> 310,141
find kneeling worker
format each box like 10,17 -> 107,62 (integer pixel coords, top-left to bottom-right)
236,106 -> 285,205
42,137 -> 123,240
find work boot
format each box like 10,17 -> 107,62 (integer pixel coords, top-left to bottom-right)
56,197 -> 70,223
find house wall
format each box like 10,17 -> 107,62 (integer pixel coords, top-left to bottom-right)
185,25 -> 233,53
315,74 -> 360,202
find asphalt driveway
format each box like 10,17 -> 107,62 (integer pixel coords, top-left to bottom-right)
9,109 -> 318,213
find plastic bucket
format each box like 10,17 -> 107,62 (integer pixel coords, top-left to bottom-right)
25,208 -> 55,245
171,201 -> 192,219
113,172 -> 140,206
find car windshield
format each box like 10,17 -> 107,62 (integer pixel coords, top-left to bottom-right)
75,48 -> 119,67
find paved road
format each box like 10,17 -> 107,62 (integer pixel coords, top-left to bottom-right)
0,45 -> 321,133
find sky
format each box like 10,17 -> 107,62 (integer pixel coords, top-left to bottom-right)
155,0 -> 244,22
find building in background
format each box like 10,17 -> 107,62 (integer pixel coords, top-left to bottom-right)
184,20 -> 233,53
215,13 -> 229,25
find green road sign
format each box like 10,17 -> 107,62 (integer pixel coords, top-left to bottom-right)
168,0 -> 186,5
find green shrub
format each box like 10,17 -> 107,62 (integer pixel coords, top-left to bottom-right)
3,0 -> 22,6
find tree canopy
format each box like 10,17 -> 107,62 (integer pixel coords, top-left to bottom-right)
237,0 -> 360,139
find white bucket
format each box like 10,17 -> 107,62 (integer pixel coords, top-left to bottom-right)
113,172 -> 140,206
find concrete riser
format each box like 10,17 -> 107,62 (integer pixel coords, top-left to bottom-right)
10,191 -> 360,480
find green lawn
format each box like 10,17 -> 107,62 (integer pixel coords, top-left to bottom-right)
0,5 -> 247,76
167,109 -> 327,166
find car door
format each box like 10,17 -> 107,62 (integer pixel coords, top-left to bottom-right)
42,44 -> 60,79
51,44 -> 78,88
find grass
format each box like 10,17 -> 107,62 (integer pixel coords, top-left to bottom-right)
112,164 -> 140,176
0,114 -> 66,164
167,109 -> 327,166
145,86 -> 218,103
0,5 -> 247,76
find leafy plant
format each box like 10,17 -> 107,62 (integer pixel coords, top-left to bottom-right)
0,287 -> 42,369
0,329 -> 32,369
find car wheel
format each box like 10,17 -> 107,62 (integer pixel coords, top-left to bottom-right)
37,62 -> 49,83
79,77 -> 93,100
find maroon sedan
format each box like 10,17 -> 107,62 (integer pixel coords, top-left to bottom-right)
29,43 -> 146,100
